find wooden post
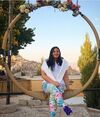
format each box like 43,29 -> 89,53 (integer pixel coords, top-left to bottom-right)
6,0 -> 13,105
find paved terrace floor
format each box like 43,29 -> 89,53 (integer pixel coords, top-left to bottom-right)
0,95 -> 99,117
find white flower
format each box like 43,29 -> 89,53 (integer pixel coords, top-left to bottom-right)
25,9 -> 30,14
46,0 -> 51,2
60,7 -> 66,11
19,5 -> 26,10
19,4 -> 26,13
20,9 -> 25,13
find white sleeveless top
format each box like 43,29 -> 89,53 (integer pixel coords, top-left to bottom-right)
52,62 -> 62,80
41,59 -> 68,84
52,62 -> 68,84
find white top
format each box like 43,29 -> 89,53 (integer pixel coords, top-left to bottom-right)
52,62 -> 68,84
41,59 -> 68,85
52,62 -> 62,80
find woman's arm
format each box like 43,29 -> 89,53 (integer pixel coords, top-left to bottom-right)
41,69 -> 60,87
63,70 -> 70,89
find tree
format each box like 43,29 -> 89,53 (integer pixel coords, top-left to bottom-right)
78,33 -> 100,109
36,57 -> 44,76
0,0 -> 35,55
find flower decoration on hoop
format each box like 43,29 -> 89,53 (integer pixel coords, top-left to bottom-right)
19,0 -> 80,16
19,3 -> 34,13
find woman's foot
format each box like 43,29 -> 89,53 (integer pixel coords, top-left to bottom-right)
63,105 -> 72,115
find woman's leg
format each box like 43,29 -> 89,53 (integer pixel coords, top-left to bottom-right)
42,82 -> 72,116
49,94 -> 56,117
42,82 -> 56,117
48,84 -> 73,116
55,84 -> 65,107
48,84 -> 65,107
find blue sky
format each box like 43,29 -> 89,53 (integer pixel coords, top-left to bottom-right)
19,0 -> 100,69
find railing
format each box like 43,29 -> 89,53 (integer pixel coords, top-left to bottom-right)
0,88 -> 100,96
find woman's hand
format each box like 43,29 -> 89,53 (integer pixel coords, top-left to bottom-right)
41,70 -> 60,87
53,81 -> 61,87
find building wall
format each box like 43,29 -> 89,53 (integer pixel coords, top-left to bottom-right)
0,80 -> 30,93
0,76 -> 83,97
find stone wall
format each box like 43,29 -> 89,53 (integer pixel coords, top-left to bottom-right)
0,76 -> 83,97
88,108 -> 100,117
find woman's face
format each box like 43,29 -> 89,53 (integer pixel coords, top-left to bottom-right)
52,48 -> 60,59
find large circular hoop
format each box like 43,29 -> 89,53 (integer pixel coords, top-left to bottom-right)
1,1 -> 100,100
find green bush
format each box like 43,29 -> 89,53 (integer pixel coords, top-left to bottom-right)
78,33 -> 100,109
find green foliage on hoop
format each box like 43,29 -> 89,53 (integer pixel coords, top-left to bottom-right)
0,0 -> 35,55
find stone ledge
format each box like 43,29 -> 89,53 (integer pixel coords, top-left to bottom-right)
0,104 -> 18,114
27,100 -> 41,106
19,99 -> 28,106
0,103 -> 91,117
88,107 -> 100,112
19,99 -> 49,107
88,107 -> 100,117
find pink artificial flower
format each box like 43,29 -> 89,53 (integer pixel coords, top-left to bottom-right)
36,0 -> 43,3
72,4 -> 76,10
67,0 -> 72,3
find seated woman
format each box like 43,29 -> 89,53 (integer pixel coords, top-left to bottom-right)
41,46 -> 72,117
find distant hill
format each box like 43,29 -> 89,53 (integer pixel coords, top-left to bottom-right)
11,55 -> 80,77
11,55 -> 41,77
68,66 -> 80,75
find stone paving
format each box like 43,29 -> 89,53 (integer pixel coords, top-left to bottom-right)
0,95 -> 92,117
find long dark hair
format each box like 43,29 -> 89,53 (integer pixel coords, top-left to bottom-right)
47,46 -> 63,71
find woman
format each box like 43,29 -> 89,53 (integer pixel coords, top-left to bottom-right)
41,46 -> 72,117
